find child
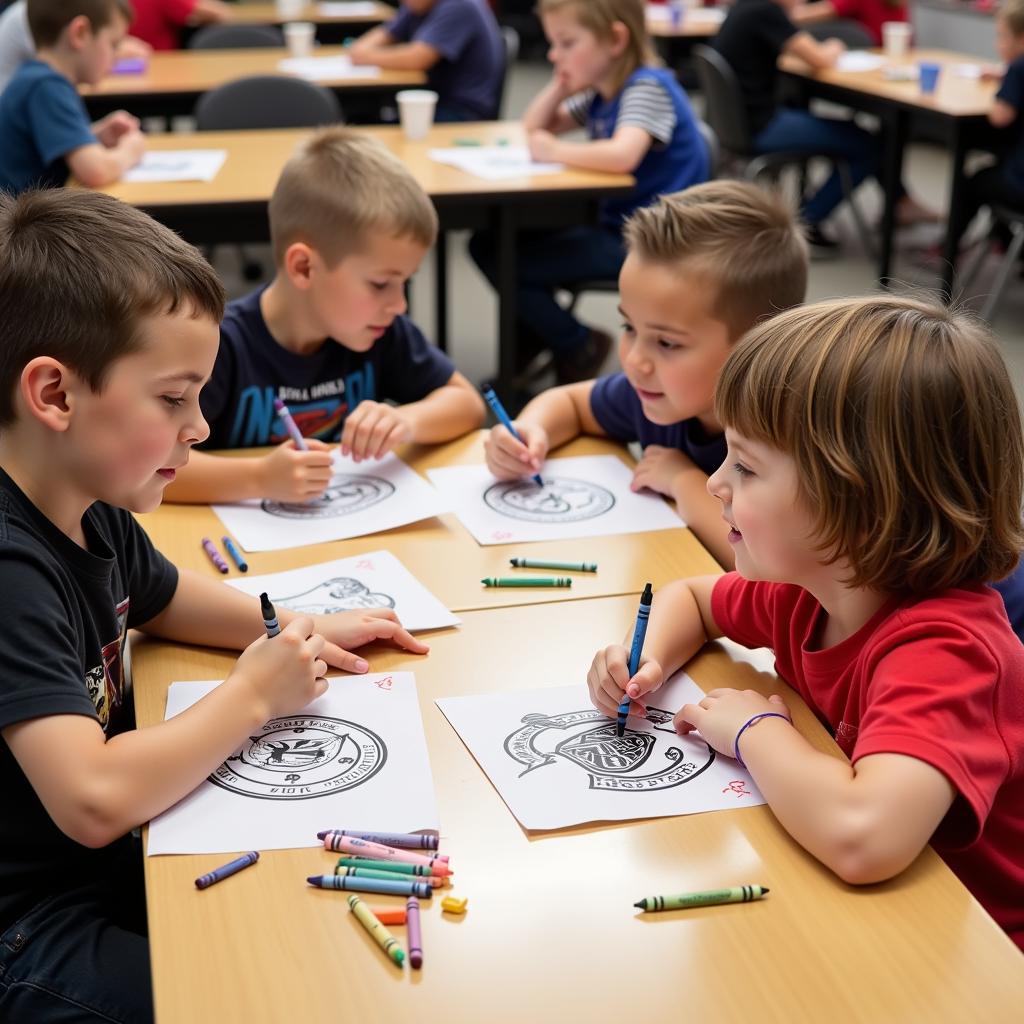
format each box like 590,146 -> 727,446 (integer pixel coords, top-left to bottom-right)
0,0 -> 144,193
792,0 -> 907,47
483,180 -> 808,567
587,296 -> 1024,952
0,188 -> 429,1022
468,0 -> 709,385
164,127 -> 485,506
349,0 -> 504,121
129,0 -> 231,52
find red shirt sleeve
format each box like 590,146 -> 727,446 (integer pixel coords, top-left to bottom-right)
711,573 -> 778,651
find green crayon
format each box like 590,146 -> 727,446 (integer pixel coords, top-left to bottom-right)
481,577 -> 571,588
337,857 -> 437,877
634,885 -> 770,912
510,558 -> 597,573
453,138 -> 482,146
335,865 -> 427,883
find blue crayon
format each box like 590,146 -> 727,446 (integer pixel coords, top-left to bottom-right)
260,592 -> 281,638
481,386 -> 543,487
195,851 -> 259,889
222,536 -> 248,572
306,875 -> 433,898
616,583 -> 653,738
317,829 -> 439,850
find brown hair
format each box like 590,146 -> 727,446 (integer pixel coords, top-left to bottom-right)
1000,0 -> 1024,36
623,180 -> 808,340
0,189 -> 225,428
538,0 -> 657,94
715,296 -> 1024,593
269,126 -> 438,268
27,0 -> 134,49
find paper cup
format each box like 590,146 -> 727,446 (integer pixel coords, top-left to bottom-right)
284,21 -> 315,59
276,0 -> 304,19
918,60 -> 941,94
396,89 -> 438,141
882,21 -> 911,59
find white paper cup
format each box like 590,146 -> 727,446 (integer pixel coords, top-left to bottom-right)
276,0 -> 304,19
396,89 -> 438,141
882,21 -> 911,59
284,21 -> 315,59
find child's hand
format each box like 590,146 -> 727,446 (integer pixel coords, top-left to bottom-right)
527,129 -> 561,163
631,445 -> 692,498
483,422 -> 549,480
349,43 -> 376,65
341,402 -> 413,461
259,439 -> 335,501
674,688 -> 791,758
821,38 -> 846,64
95,110 -> 140,146
981,62 -> 1006,81
587,644 -> 664,719
229,616 -> 329,720
121,129 -> 146,166
312,609 -> 430,673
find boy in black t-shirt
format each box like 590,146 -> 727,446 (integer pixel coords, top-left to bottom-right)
163,126 -> 485,506
0,189 -> 428,1023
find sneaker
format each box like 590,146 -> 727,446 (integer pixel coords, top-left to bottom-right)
554,327 -> 613,385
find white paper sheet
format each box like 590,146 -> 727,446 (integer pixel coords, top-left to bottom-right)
426,455 -> 684,545
148,673 -> 439,854
213,451 -> 448,552
836,52 -> 885,73
278,55 -> 381,79
645,4 -> 724,26
436,672 -> 765,831
317,1 -> 379,14
429,146 -> 564,181
225,550 -> 459,632
122,149 -> 227,183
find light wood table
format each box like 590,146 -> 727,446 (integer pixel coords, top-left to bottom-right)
133,594 -> 1024,1023
228,2 -> 392,42
136,432 -> 720,613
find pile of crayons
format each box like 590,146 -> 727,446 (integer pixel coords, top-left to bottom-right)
482,556 -> 599,589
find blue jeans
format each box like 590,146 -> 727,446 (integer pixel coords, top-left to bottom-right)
753,108 -> 881,226
468,225 -> 625,354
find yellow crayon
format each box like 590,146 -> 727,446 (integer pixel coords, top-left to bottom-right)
348,894 -> 405,966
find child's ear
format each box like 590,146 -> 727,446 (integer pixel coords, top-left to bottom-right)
20,357 -> 76,432
609,20 -> 631,58
65,15 -> 93,52
284,242 -> 315,290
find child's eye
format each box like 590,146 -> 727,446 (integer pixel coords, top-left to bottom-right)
733,462 -> 753,477
657,338 -> 682,351
162,395 -> 185,408
619,322 -> 635,336
370,281 -> 389,291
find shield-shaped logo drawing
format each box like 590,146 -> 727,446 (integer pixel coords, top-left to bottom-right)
555,725 -> 655,774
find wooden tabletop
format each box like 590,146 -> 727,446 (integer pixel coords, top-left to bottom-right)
646,6 -> 726,39
229,1 -> 392,26
133,594 -> 1024,1022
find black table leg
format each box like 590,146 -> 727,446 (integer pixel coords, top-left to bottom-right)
940,123 -> 970,302
434,231 -> 448,352
495,205 -> 518,395
878,107 -> 906,287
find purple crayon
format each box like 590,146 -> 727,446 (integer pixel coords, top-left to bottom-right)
273,397 -> 308,451
195,851 -> 258,889
407,897 -> 423,969
317,829 -> 439,851
201,537 -> 229,574
307,874 -> 433,898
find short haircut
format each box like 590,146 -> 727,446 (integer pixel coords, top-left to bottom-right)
27,0 -> 133,49
1000,0 -> 1024,35
715,296 -> 1024,594
623,181 -> 809,340
269,126 -> 438,268
0,189 -> 226,428
538,0 -> 657,95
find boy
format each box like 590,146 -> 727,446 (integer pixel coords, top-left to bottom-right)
0,0 -> 144,192
349,0 -> 504,121
0,189 -> 429,1022
164,127 -> 485,505
484,180 -> 808,567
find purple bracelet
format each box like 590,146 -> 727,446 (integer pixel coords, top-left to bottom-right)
733,711 -> 792,769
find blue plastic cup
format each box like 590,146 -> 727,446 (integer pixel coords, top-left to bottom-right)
919,61 -> 941,94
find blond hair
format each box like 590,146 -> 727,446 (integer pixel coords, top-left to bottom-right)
1000,0 -> 1024,36
538,0 -> 656,94
269,127 -> 438,267
623,181 -> 808,340
715,296 -> 1024,593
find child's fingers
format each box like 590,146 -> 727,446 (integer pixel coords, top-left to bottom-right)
376,620 -> 430,654
673,703 -> 703,735
364,608 -> 399,623
625,660 -> 662,700
321,641 -> 370,674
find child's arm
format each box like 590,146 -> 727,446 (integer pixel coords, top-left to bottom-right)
349,25 -> 396,60
790,2 -> 839,25
527,124 -> 653,175
66,133 -> 145,188
483,381 -> 604,479
348,35 -> 439,71
162,443 -> 336,504
521,77 -> 579,135
187,0 -> 232,25
783,31 -> 845,70
989,97 -> 1018,128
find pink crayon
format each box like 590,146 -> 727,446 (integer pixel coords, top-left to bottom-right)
407,897 -> 423,969
322,835 -> 452,876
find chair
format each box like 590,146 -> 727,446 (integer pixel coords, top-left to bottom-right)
188,24 -> 284,49
805,19 -> 875,50
956,205 -> 1024,321
494,26 -> 521,119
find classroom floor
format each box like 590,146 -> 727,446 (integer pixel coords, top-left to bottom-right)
212,58 -> 1024,407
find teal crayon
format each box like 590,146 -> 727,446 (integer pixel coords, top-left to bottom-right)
221,536 -> 248,572
333,865 -> 445,888
633,885 -> 770,912
307,875 -> 433,898
481,577 -> 571,588
336,857 -> 440,877
510,558 -> 597,572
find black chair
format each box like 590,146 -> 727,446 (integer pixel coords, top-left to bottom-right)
956,205 -> 1024,321
187,24 -> 284,49
494,25 -> 521,119
805,20 -> 875,50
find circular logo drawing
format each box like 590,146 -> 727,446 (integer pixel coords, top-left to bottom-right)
483,476 -> 615,523
277,577 -> 396,615
261,473 -> 395,519
210,715 -> 387,800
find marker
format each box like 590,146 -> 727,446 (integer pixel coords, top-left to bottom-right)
333,865 -> 446,888
481,385 -> 543,486
634,885 -> 770,912
407,897 -> 423,969
348,894 -> 405,966
316,829 -> 439,850
510,558 -> 597,573
616,582 -> 653,738
322,834 -> 452,874
369,907 -> 407,925
221,536 -> 248,573
307,874 -> 433,898
481,577 -> 571,588
336,857 -> 442,877
273,397 -> 308,451
201,537 -> 229,574
260,592 -> 281,638
195,851 -> 259,889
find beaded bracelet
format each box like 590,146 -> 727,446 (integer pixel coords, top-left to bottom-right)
733,712 -> 792,769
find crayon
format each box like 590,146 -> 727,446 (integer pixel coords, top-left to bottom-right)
348,894 -> 405,966
322,835 -> 452,875
336,857 -> 442,877
273,397 -> 308,451
317,829 -> 439,850
510,558 -> 597,572
616,583 -> 653,738
333,866 -> 446,888
481,386 -> 543,486
407,897 -> 423,969
112,56 -> 147,74
369,907 -> 407,925
307,875 -> 433,898
481,577 -> 571,588
634,886 -> 770,912
201,537 -> 229,574
260,592 -> 281,638
195,851 -> 258,889
221,536 -> 248,572
453,138 -> 482,146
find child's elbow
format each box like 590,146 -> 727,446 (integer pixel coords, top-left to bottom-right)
53,786 -> 131,849
824,822 -> 920,886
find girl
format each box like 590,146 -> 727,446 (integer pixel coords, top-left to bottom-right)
587,296 -> 1024,951
793,0 -> 908,48
469,0 -> 708,385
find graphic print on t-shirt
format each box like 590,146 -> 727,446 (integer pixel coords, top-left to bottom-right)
84,596 -> 130,730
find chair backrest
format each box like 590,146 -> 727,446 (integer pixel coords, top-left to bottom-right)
695,118 -> 720,178
188,24 -> 284,49
805,19 -> 874,50
194,75 -> 342,130
691,44 -> 752,157
494,25 -> 520,119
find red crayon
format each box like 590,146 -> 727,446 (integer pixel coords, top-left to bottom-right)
322,834 -> 452,876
